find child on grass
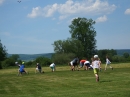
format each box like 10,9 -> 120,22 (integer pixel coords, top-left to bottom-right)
105,56 -> 113,70
50,63 -> 56,72
92,55 -> 100,82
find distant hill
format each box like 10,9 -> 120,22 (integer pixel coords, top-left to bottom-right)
8,53 -> 54,61
116,49 -> 130,56
7,49 -> 130,61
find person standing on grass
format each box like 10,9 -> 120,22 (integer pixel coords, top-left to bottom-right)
50,63 -> 56,72
105,56 -> 113,70
92,55 -> 100,82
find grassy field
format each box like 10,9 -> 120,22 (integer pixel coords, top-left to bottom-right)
0,63 -> 130,97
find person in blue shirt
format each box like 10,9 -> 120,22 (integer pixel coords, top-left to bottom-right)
18,62 -> 28,76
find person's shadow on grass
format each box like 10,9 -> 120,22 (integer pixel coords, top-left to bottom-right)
100,80 -> 112,83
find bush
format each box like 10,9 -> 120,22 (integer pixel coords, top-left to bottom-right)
52,53 -> 76,65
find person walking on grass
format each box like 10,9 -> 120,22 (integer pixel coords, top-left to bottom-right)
105,56 -> 113,70
92,55 -> 100,82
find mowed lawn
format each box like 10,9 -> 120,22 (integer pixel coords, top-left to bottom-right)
0,63 -> 130,97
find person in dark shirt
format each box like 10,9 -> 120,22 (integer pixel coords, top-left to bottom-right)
35,63 -> 43,73
69,57 -> 79,71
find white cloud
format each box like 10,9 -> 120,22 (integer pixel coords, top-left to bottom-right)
96,15 -> 107,23
125,8 -> 130,15
27,0 -> 116,19
0,0 -> 5,5
27,4 -> 58,18
27,7 -> 42,18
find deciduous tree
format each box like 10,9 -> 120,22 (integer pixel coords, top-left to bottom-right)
69,17 -> 97,58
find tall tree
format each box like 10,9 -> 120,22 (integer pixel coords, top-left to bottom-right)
0,40 -> 7,69
0,40 -> 7,61
69,17 -> 97,58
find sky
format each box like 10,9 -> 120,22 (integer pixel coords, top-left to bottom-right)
0,0 -> 130,54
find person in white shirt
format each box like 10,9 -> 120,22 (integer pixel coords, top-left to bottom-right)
50,63 -> 56,72
92,55 -> 100,82
105,56 -> 113,70
84,59 -> 90,70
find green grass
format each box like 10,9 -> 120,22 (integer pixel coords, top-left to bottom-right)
0,63 -> 130,97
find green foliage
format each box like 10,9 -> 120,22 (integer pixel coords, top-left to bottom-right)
0,62 -> 2,69
98,49 -> 117,62
111,55 -> 125,62
1,58 -> 16,68
0,40 -> 7,62
25,61 -> 33,66
69,17 -> 97,58
0,40 -> 7,69
123,52 -> 129,58
9,54 -> 19,61
52,38 -> 84,58
1,54 -> 21,68
34,56 -> 52,66
52,53 -> 76,65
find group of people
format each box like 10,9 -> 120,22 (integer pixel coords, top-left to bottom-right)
15,55 -> 113,82
15,62 -> 56,76
69,55 -> 113,82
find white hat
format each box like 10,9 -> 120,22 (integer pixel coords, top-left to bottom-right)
94,55 -> 98,58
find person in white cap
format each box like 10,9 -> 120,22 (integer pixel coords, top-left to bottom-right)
92,55 -> 100,82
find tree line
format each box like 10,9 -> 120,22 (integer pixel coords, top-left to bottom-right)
0,17 -> 130,69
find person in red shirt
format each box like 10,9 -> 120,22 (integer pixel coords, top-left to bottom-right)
78,59 -> 86,70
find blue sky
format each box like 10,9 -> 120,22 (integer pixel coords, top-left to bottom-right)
0,0 -> 130,54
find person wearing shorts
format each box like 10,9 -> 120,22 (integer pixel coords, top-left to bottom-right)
70,57 -> 79,71
35,63 -> 42,73
78,59 -> 86,70
84,60 -> 90,70
18,62 -> 28,76
105,56 -> 113,70
92,55 -> 100,82
50,63 -> 56,72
